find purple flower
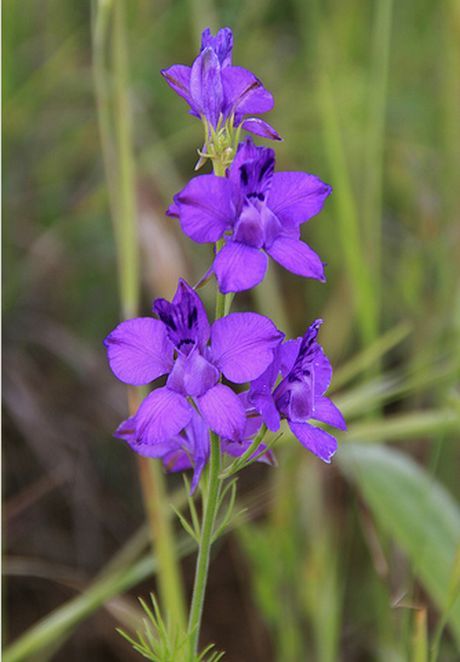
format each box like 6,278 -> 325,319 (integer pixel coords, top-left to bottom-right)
104,279 -> 283,446
116,408 -> 274,494
247,319 -> 346,462
161,27 -> 280,141
115,411 -> 209,493
169,138 -> 332,293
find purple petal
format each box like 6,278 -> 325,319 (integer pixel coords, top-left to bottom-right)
167,349 -> 219,397
213,241 -> 268,293
267,172 -> 332,229
222,66 -> 274,117
198,383 -> 245,440
201,27 -> 233,68
172,279 -> 209,334
154,279 -> 210,353
274,376 -> 314,422
229,139 -> 276,200
313,396 -> 346,430
267,236 -> 326,281
314,348 -> 333,395
252,393 -> 281,431
136,387 -> 193,444
210,312 -> 283,383
115,416 -> 185,458
248,351 -> 282,431
248,350 -> 280,396
185,412 -> 210,493
261,206 -> 283,247
243,409 -> 265,437
189,457 -> 206,493
279,338 -> 302,376
114,416 -> 138,442
176,175 -> 234,243
241,118 -> 282,141
229,137 -> 260,182
163,449 -> 193,474
166,199 -> 180,218
104,318 -> 173,386
233,203 -> 265,248
161,65 -> 193,106
190,48 -> 223,127
289,421 -> 338,463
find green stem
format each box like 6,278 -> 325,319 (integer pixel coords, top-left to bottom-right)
187,432 -> 222,657
212,159 -> 227,178
187,282 -> 228,656
215,283 -> 226,319
221,423 -> 268,477
112,0 -> 138,319
185,144 -> 231,657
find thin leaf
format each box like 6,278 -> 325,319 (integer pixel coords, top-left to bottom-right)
172,505 -> 200,543
338,444 -> 460,646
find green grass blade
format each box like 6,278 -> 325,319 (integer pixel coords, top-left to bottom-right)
3,537 -> 195,662
332,322 -> 412,391
342,409 -> 460,445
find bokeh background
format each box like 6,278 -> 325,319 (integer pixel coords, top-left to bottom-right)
3,1 -> 460,660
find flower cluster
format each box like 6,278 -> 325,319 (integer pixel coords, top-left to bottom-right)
161,26 -> 280,147
105,27 -> 345,491
169,138 -> 331,292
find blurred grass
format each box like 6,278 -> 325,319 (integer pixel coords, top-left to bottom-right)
3,0 -> 460,660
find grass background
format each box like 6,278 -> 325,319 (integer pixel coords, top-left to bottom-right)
3,0 -> 460,660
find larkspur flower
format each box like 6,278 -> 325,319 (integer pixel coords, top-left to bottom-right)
116,409 -> 274,494
247,319 -> 346,462
169,138 -> 332,293
161,27 -> 280,141
104,279 -> 283,446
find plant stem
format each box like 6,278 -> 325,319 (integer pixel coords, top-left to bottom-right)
186,140 -> 231,657
111,0 -> 138,320
221,423 -> 268,477
92,0 -> 186,633
187,281 -> 228,656
187,432 -> 222,657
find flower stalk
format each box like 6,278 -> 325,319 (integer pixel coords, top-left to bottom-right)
187,430 -> 222,657
187,224 -> 227,655
101,25 -> 345,660
187,141 -> 232,653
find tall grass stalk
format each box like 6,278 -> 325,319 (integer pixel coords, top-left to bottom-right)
92,0 -> 186,633
363,0 -> 393,320
300,0 -> 378,349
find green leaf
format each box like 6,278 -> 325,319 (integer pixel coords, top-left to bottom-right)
338,444 -> 460,646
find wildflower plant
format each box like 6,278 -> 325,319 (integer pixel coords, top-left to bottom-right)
104,27 -> 345,659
